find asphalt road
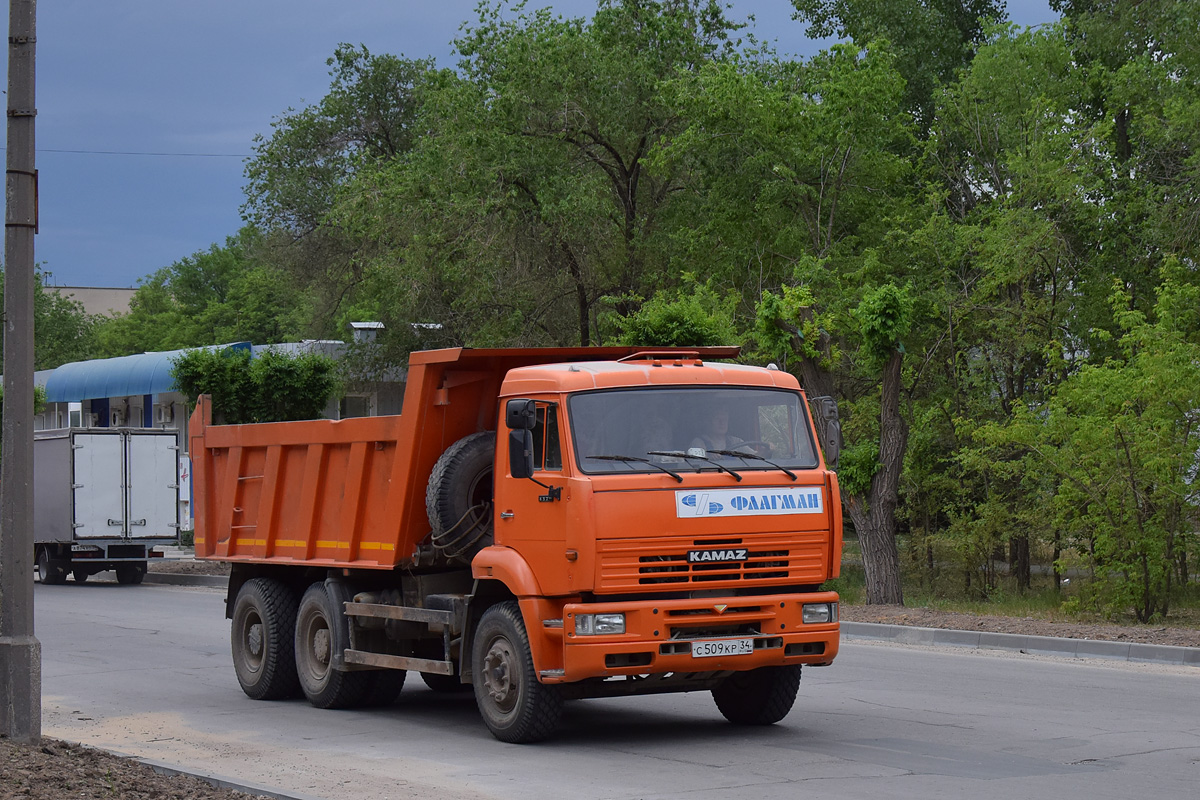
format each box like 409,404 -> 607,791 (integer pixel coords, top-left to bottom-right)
35,580 -> 1200,800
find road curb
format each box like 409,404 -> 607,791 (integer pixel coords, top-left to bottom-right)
842,621 -> 1200,666
144,571 -> 229,587
139,758 -> 321,800
139,756 -> 322,800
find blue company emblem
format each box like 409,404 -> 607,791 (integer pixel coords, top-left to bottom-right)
680,494 -> 724,515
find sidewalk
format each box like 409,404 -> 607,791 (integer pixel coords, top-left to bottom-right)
842,621 -> 1200,667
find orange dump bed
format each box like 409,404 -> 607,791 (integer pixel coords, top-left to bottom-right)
190,346 -> 741,568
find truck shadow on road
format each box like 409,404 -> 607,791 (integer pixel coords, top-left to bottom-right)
371,687 -> 810,747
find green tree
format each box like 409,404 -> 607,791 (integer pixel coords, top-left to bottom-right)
990,281 -> 1200,621
242,44 -> 437,331
611,276 -> 739,347
664,41 -> 920,604
790,0 -> 1007,128
335,0 -> 744,356
0,269 -> 99,369
95,227 -> 315,356
171,348 -> 341,424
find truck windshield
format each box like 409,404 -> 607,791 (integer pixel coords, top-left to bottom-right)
569,387 -> 820,475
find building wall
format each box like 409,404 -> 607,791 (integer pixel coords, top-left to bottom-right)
45,285 -> 136,317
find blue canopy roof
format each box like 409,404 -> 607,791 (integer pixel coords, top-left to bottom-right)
44,343 -> 251,403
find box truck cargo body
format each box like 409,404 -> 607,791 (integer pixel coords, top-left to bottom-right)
34,428 -> 180,584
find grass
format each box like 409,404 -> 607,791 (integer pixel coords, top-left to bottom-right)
834,535 -> 1200,628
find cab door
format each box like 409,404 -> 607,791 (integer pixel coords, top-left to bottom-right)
494,400 -> 574,594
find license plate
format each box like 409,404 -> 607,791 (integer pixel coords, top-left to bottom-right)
691,638 -> 754,658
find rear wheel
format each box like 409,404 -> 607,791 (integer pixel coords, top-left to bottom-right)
72,569 -> 89,584
472,601 -> 562,743
231,578 -> 301,700
295,582 -> 374,709
422,671 -> 470,693
115,564 -> 145,585
362,669 -> 408,706
712,665 -> 802,725
36,549 -> 67,585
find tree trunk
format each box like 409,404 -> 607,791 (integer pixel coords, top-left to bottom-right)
1010,534 -> 1030,590
845,349 -> 906,605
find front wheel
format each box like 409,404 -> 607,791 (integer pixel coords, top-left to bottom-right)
472,601 -> 562,743
295,582 -> 374,709
231,577 -> 300,700
712,665 -> 802,725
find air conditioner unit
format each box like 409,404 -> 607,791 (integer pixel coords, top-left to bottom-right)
110,409 -> 124,427
87,413 -> 99,427
155,404 -> 173,424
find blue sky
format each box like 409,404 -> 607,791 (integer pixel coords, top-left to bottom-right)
22,1 -> 1058,289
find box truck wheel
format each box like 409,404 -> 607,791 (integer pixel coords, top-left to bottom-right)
72,569 -> 89,584
36,548 -> 67,586
712,665 -> 802,725
116,564 -> 146,585
295,582 -> 374,709
426,432 -> 495,561
472,601 -> 562,743
231,578 -> 301,700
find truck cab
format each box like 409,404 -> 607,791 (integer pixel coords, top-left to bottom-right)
192,347 -> 841,742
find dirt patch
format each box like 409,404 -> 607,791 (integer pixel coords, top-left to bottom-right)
0,737 -> 267,800
147,558 -> 230,576
840,604 -> 1200,648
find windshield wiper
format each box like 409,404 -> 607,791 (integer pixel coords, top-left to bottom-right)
648,451 -> 743,482
707,449 -> 797,481
586,454 -> 683,482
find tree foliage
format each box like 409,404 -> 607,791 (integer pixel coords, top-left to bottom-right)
80,0 -> 1200,618
94,227 -> 315,356
171,348 -> 341,424
0,269 -> 99,370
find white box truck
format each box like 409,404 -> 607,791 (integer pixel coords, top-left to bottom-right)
34,428 -> 180,585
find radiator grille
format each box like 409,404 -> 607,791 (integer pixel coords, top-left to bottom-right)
597,533 -> 828,592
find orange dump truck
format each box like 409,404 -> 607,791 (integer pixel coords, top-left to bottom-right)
191,346 -> 843,742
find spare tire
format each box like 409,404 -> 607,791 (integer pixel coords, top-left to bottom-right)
426,432 -> 495,561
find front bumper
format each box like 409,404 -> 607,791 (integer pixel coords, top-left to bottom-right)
543,591 -> 839,683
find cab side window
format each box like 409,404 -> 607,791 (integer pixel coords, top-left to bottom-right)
532,403 -> 562,471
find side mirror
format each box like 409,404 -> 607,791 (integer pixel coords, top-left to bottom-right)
809,396 -> 841,469
509,429 -> 534,479
506,398 -> 537,430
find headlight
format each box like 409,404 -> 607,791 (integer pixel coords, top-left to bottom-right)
802,602 -> 838,624
574,613 -> 626,635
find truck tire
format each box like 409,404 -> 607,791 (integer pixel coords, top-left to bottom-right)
295,582 -> 374,709
472,601 -> 562,743
711,665 -> 802,725
72,569 -> 89,584
116,564 -> 146,585
421,671 -> 470,693
426,432 -> 495,560
231,578 -> 301,701
362,669 -> 408,706
36,548 -> 67,586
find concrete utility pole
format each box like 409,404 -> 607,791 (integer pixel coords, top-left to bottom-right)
0,0 -> 40,742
